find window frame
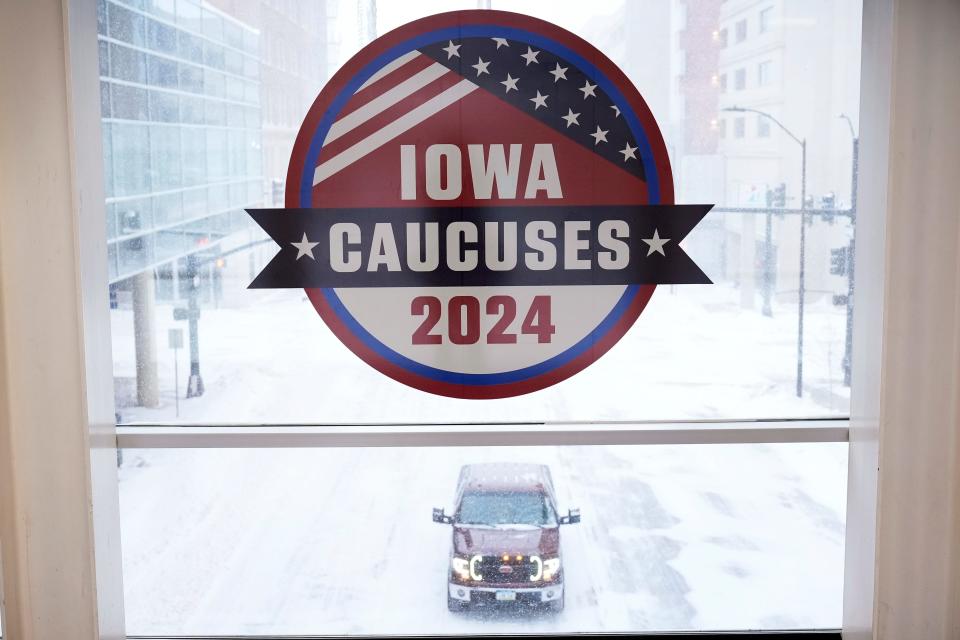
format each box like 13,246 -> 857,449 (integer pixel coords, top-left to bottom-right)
0,0 -> 897,637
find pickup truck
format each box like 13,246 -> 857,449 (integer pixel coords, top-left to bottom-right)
433,462 -> 580,612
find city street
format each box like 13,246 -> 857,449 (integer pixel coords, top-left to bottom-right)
114,274 -> 849,635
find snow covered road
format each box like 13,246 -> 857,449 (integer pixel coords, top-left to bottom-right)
119,442 -> 845,635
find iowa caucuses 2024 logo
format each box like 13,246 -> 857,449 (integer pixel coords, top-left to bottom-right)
246,11 -> 712,399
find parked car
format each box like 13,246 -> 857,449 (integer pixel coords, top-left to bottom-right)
432,462 -> 581,612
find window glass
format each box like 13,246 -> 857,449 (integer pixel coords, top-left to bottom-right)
118,443 -> 848,634
758,60 -> 773,86
759,6 -> 774,33
98,0 -> 862,425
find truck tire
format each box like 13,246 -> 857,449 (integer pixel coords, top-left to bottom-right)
546,592 -> 564,613
448,594 -> 467,612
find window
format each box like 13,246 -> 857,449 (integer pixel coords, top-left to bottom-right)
758,115 -> 771,137
734,116 -> 746,138
96,0 -> 864,635
758,59 -> 773,86
760,6 -> 774,33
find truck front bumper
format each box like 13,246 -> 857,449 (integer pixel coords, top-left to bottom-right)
448,581 -> 563,604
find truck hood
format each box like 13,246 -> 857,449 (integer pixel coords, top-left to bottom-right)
453,525 -> 560,556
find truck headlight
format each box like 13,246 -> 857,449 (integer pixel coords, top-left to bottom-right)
529,556 -> 561,582
469,554 -> 483,581
544,557 -> 561,581
451,556 -> 469,581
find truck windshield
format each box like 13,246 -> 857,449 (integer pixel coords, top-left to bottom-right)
457,491 -> 555,526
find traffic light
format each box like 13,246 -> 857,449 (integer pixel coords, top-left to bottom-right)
830,247 -> 848,276
771,183 -> 786,208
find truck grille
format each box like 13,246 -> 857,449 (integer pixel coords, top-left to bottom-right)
475,556 -> 537,584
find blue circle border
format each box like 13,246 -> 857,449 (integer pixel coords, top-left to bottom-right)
298,23 -> 663,386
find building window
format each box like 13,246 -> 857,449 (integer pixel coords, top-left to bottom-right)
758,60 -> 773,86
719,27 -> 728,48
719,118 -> 727,138
719,72 -> 727,92
735,67 -> 747,90
760,6 -> 774,33
758,115 -> 771,137
734,116 -> 746,138
736,18 -> 748,42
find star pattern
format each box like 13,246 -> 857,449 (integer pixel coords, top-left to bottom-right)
291,232 -> 319,260
442,40 -> 461,59
419,37 -> 645,180
590,126 -> 609,145
471,57 -> 491,76
642,229 -> 670,256
520,46 -> 540,65
530,91 -> 549,110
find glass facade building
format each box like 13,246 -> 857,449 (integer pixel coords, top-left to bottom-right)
97,0 -> 263,285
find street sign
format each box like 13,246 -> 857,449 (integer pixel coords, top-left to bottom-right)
173,307 -> 200,321
246,11 -> 712,399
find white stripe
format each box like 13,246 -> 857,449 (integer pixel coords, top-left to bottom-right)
313,79 -> 478,186
326,62 -> 451,144
356,50 -> 422,92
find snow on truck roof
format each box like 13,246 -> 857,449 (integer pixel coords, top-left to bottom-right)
460,463 -> 551,491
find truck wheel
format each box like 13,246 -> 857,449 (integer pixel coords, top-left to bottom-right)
448,594 -> 467,612
546,593 -> 564,613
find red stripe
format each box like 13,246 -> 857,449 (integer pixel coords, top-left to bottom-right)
317,68 -> 462,163
336,54 -> 436,120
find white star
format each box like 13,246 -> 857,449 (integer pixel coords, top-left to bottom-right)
549,62 -> 568,82
620,142 -> 638,161
590,125 -> 609,145
611,104 -> 621,117
500,73 -> 519,93
530,91 -> 548,110
642,229 -> 671,257
471,57 -> 491,76
291,232 -> 319,260
561,108 -> 580,128
442,40 -> 461,59
579,80 -> 597,98
491,37 -> 509,49
520,46 -> 540,65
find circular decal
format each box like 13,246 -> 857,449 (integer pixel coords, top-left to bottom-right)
247,11 -> 711,399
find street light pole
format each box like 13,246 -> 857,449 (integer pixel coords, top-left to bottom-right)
797,139 -> 807,398
722,105 -> 807,397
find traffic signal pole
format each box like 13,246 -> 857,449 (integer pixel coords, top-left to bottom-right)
186,254 -> 204,398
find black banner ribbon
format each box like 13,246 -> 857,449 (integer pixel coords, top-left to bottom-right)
246,205 -> 712,289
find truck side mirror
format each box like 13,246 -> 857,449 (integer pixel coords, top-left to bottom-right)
559,508 -> 581,525
432,507 -> 452,524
